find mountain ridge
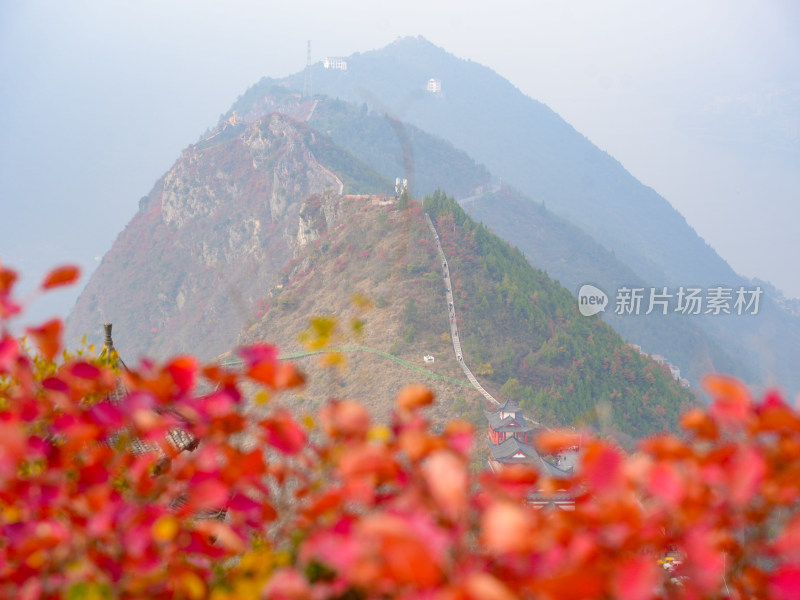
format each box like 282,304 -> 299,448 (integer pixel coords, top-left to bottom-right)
234,36 -> 800,396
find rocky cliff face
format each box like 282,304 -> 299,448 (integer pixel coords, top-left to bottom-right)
67,114 -> 350,361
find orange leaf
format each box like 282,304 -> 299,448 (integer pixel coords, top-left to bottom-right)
339,444 -> 399,483
535,429 -> 581,454
680,408 -> 718,439
193,520 -> 245,553
41,265 -> 80,290
26,319 -> 63,361
463,572 -> 517,600
396,384 -> 434,412
0,266 -> 18,294
703,374 -> 752,425
357,514 -> 444,587
247,361 -> 275,386
274,362 -> 305,389
481,501 -> 533,554
321,399 -> 371,439
422,450 -> 468,520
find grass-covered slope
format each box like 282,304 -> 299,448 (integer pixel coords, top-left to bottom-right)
243,190 -> 697,441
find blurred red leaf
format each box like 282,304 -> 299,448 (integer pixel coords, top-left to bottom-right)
187,479 -> 229,513
262,410 -> 307,454
582,442 -> 625,495
68,361 -> 102,380
238,343 -> 278,368
41,265 -> 80,290
0,334 -> 19,372
611,556 -> 658,600
261,568 -> 311,600
166,355 -> 198,393
728,446 -> 766,507
704,374 -> 752,425
647,461 -> 684,507
769,566 -> 800,600
773,515 -> 800,561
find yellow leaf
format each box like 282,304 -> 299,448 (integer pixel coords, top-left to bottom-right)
153,515 -> 179,542
322,352 -> 346,369
311,316 -> 336,338
368,425 -> 392,443
177,572 -> 206,600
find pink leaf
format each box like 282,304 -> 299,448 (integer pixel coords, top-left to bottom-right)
422,450 -> 468,520
611,556 -> 659,600
769,566 -> 800,600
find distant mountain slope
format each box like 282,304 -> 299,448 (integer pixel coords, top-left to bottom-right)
228,88 -> 749,393
231,88 -> 492,199
244,191 -> 697,441
66,114 -> 389,360
239,36 -> 800,396
464,186 -> 752,388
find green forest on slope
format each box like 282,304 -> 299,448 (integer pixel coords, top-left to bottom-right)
423,191 -> 697,439
464,186 -> 752,389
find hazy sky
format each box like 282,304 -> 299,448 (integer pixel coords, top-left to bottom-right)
1,0 -> 798,323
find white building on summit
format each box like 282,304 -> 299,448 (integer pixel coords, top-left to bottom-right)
323,57 -> 348,70
426,78 -> 442,93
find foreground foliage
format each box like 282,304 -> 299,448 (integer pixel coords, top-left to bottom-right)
1,265 -> 799,599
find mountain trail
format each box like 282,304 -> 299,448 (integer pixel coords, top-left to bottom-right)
425,213 -> 501,407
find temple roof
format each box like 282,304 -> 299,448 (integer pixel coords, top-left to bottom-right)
497,396 -> 523,413
484,409 -> 539,432
488,437 -> 573,479
488,437 -> 541,461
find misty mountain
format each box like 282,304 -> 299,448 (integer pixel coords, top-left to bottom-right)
239,35 -> 800,396
67,114 -> 389,360
226,89 -> 750,391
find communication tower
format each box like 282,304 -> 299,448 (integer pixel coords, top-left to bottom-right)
302,40 -> 313,98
